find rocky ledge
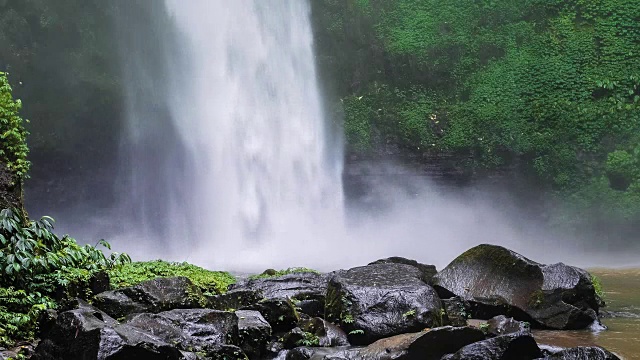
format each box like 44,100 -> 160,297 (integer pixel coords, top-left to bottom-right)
30,245 -> 619,360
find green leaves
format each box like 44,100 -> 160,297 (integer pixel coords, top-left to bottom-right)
0,208 -> 132,347
0,73 -> 29,181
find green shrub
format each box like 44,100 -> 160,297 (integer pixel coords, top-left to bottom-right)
0,208 -> 131,347
0,72 -> 30,180
108,260 -> 236,296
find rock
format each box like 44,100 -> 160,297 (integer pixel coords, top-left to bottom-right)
443,332 -> 541,360
442,297 -> 471,327
94,277 -> 206,319
32,302 -> 185,360
433,244 -> 600,329
230,273 -> 328,317
243,298 -> 300,332
358,326 -> 486,360
542,346 -> 621,360
236,310 -> 271,359
285,347 -> 356,360
0,163 -> 22,210
486,315 -> 530,336
208,289 -> 263,311
325,263 -> 443,345
300,317 -> 350,347
368,257 -> 437,284
124,309 -> 242,358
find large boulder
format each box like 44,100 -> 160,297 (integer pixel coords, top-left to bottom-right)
94,277 -> 206,319
325,263 -> 443,345
229,272 -> 328,317
124,309 -> 244,358
357,326 -> 486,360
32,301 -> 185,360
442,332 -> 541,360
433,244 -> 600,329
368,257 -> 437,284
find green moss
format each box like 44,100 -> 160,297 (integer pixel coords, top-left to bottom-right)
108,261 -> 236,295
248,267 -> 320,280
528,290 -> 544,308
590,274 -> 605,299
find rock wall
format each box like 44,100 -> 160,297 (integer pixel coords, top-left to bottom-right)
0,162 -> 22,210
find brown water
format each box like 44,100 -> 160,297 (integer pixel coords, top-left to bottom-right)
534,269 -> 640,359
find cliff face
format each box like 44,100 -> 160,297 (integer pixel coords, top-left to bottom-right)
0,163 -> 22,210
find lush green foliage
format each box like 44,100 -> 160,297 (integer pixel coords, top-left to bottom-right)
313,0 -> 640,231
248,267 -> 320,280
0,209 -> 130,347
108,260 -> 236,296
0,72 -> 29,180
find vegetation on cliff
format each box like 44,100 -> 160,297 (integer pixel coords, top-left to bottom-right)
0,73 -> 29,181
312,0 -> 640,232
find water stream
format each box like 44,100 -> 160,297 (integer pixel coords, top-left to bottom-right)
119,0 -> 344,267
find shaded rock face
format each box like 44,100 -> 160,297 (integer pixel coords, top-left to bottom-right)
124,309 -> 239,356
433,244 -> 600,329
368,257 -> 437,284
236,310 -> 271,359
325,263 -> 443,345
33,302 -> 184,360
443,332 -> 541,360
358,326 -> 486,360
442,297 -> 471,327
230,273 -> 328,318
94,277 -> 205,319
0,163 -> 21,210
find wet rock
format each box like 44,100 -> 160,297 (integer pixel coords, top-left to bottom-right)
368,257 -> 437,284
433,244 -> 600,329
94,277 -> 206,319
486,315 -> 530,336
300,317 -> 350,347
243,298 -> 299,332
443,332 -> 541,360
124,309 -> 241,357
285,346 -> 356,360
236,310 -> 271,359
32,302 -> 184,360
442,297 -> 471,327
282,317 -> 350,349
325,263 -> 443,345
208,289 -> 263,311
358,326 -> 486,360
541,346 -> 621,360
230,273 -> 328,318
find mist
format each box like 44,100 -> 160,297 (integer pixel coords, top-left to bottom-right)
18,0 -> 640,274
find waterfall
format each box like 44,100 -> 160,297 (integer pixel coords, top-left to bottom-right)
119,0 -> 344,269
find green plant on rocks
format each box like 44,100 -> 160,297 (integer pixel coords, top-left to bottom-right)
0,73 -> 29,181
0,208 -> 130,347
108,260 -> 236,295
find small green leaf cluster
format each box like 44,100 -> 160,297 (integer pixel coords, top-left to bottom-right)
108,260 -> 236,296
0,73 -> 29,180
0,208 -> 131,347
296,331 -> 321,347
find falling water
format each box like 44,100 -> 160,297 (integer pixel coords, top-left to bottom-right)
119,0 -> 344,268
